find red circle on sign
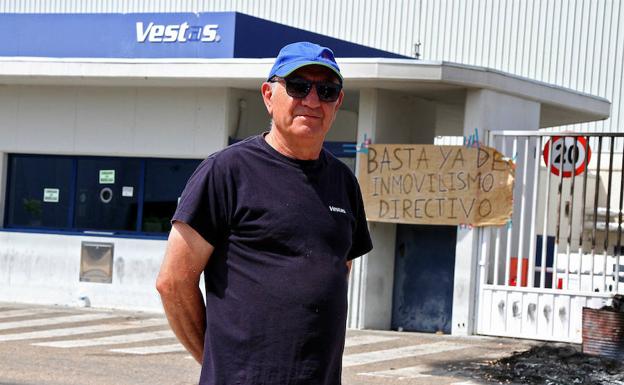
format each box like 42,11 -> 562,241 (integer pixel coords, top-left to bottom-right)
542,136 -> 591,177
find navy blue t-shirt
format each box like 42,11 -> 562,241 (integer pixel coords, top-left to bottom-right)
172,134 -> 372,385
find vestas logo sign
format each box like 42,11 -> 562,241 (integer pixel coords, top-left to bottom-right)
136,22 -> 221,43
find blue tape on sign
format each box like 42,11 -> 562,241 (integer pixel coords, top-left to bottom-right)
322,142 -> 357,158
341,143 -> 357,154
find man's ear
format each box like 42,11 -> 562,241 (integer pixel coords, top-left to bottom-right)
261,82 -> 273,115
335,90 -> 344,110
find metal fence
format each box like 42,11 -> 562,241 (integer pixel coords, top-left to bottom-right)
477,131 -> 624,342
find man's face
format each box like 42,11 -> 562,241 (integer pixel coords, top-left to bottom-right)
262,65 -> 344,144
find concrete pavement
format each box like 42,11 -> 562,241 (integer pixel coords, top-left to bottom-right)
0,302 -> 540,385
342,329 -> 539,385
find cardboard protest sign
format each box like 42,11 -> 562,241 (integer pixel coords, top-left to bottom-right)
357,144 -> 514,226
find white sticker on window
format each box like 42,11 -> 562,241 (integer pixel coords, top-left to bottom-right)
122,186 -> 134,197
99,170 -> 115,184
43,188 -> 60,203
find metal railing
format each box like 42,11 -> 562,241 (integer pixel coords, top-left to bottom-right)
476,131 -> 624,342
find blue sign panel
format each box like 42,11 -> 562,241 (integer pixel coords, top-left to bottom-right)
232,13 -> 407,59
0,13 -> 236,58
0,12 -> 409,60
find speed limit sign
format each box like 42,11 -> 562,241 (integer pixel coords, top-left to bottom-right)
542,136 -> 591,177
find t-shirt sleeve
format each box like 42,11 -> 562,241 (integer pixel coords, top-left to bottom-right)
171,156 -> 229,247
347,182 -> 373,260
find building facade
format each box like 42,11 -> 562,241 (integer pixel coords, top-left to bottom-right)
2,0 -> 621,137
0,1 -> 618,343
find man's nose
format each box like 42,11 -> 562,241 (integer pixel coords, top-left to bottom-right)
301,85 -> 321,108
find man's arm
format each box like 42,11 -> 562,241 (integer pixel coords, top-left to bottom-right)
346,260 -> 353,278
156,221 -> 214,364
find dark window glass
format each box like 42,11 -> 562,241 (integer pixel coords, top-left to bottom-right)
74,158 -> 141,231
5,154 -> 201,235
6,155 -> 72,228
142,159 -> 201,233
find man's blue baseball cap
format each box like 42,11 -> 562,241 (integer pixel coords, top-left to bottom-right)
267,42 -> 343,83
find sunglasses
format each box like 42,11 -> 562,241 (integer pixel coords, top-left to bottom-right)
270,76 -> 343,103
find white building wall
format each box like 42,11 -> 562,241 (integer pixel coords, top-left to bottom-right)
228,88 -> 269,139
0,84 -> 230,311
2,0 -> 621,138
0,85 -> 229,158
0,231 -> 167,311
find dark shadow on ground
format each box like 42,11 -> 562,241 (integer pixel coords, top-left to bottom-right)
424,344 -> 624,385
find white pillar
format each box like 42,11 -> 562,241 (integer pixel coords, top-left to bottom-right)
349,89 -> 436,330
452,89 -> 540,335
349,88 -> 387,329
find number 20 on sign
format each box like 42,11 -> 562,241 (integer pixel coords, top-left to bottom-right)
542,136 -> 591,177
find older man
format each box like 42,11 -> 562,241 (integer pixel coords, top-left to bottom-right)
156,41 -> 372,385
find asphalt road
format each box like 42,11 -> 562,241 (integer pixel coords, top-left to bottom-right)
0,302 -> 538,385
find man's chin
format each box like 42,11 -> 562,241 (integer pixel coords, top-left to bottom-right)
291,126 -> 327,140
288,120 -> 321,131
292,124 -> 320,135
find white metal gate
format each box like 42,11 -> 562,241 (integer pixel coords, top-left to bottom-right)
476,131 -> 624,343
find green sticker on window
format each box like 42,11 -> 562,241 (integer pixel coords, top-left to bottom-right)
99,170 -> 115,184
43,188 -> 60,203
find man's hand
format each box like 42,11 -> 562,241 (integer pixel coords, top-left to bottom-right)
156,222 -> 214,364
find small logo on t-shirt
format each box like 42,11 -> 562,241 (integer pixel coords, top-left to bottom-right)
329,205 -> 346,214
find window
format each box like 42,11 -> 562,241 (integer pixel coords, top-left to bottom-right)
4,154 -> 201,236
74,158 -> 141,232
6,155 -> 73,229
5,143 -> 352,236
142,159 -> 201,233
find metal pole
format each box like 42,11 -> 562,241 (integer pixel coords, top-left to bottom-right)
591,136 -> 603,292
553,137 -> 567,290
517,138 -> 530,287
505,138 -> 518,288
527,136 -> 542,288
578,136 -> 591,290
479,227 -> 491,287
493,134 -> 504,286
540,136 -> 554,289
603,136 -> 615,292
615,138 -> 624,293
565,137 -> 579,290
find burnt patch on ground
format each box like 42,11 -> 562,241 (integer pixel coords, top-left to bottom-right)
445,344 -> 624,385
